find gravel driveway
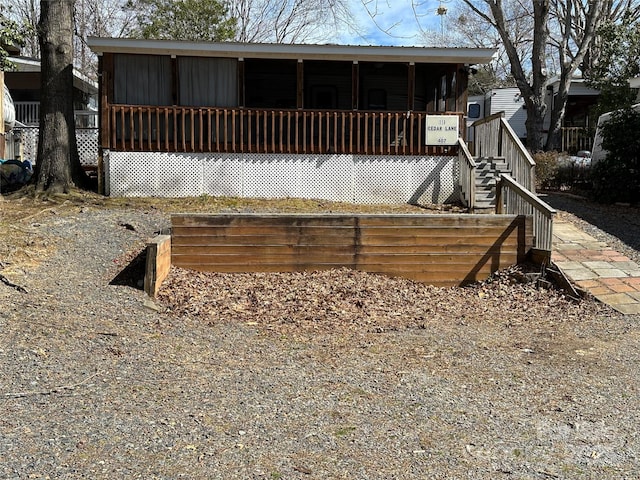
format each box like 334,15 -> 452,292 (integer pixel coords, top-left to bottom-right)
1,194 -> 639,479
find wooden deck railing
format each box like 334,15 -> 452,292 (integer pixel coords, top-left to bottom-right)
560,127 -> 592,153
496,173 -> 556,252
107,105 -> 462,156
472,112 -> 536,191
457,137 -> 476,209
14,102 -> 40,125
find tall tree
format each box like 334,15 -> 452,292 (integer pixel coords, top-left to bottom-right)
456,0 -> 632,151
229,0 -> 353,43
35,0 -> 86,193
460,0 -> 558,151
128,0 -> 236,41
0,6 -> 29,70
585,9 -> 640,114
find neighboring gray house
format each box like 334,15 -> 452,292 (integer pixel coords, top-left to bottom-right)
468,79 -> 600,153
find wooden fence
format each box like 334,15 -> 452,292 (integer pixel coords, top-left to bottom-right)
170,213 -> 533,287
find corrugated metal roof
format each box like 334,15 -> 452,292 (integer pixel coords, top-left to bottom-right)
87,37 -> 496,64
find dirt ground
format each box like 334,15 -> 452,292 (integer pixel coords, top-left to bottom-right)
1,191 -> 639,479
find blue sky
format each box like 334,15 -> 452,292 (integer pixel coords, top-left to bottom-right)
337,0 -> 449,46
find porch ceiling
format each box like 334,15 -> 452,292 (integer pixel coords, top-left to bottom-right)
87,37 -> 495,65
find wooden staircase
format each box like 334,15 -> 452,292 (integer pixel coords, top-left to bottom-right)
473,156 -> 510,211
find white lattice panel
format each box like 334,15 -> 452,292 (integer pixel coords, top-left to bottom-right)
242,154 -> 353,202
76,129 -> 99,166
108,152 -> 202,197
13,127 -> 98,166
353,156 -> 412,204
16,127 -> 38,163
409,156 -> 460,205
202,155 -> 243,197
107,151 -> 461,205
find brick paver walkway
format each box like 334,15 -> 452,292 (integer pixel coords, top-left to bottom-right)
553,221 -> 640,315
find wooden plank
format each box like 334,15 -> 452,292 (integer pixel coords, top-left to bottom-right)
172,245 -> 518,262
172,234 -> 355,248
171,260 -> 516,279
171,233 -> 522,249
171,243 -> 520,255
172,214 -> 358,227
129,107 -> 134,150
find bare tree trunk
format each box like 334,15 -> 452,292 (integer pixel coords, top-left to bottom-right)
35,0 -> 87,194
460,0 -> 550,151
544,0 -> 606,151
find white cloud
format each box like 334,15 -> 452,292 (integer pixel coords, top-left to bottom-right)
336,0 -> 447,46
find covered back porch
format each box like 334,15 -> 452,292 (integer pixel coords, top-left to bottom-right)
89,38 -> 495,156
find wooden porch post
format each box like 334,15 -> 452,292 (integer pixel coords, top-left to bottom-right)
171,55 -> 178,105
407,62 -> 415,111
238,58 -> 245,107
352,61 -> 359,110
100,53 -> 113,150
457,63 -> 469,140
297,60 -> 304,109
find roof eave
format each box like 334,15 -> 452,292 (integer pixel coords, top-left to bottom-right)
86,37 -> 496,65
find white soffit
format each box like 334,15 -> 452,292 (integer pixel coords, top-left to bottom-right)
87,37 -> 496,65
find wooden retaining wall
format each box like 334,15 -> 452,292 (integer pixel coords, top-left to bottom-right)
144,235 -> 172,297
170,214 -> 533,287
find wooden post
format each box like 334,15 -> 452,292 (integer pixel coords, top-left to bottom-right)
238,58 -> 245,107
297,60 -> 304,109
495,176 -> 504,214
407,62 -> 415,111
352,61 -> 359,110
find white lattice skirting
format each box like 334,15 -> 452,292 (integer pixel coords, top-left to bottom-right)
14,127 -> 99,167
105,151 -> 461,205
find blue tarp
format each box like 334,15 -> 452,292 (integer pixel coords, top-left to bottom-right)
0,159 -> 33,190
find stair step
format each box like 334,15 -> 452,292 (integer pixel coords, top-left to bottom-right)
476,176 -> 496,184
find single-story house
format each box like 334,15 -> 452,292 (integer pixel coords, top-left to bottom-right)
5,56 -> 98,127
467,79 -> 600,154
87,37 -> 495,203
544,77 -> 600,153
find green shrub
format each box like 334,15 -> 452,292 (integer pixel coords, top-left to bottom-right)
591,108 -> 640,204
533,151 -> 592,192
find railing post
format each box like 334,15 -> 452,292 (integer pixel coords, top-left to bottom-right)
495,176 -> 503,214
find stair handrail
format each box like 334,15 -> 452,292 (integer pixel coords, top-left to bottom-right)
471,112 -> 504,158
471,111 -> 537,192
496,173 -> 556,252
499,117 -> 536,192
457,137 -> 476,209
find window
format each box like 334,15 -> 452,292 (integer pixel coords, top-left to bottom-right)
468,103 -> 481,119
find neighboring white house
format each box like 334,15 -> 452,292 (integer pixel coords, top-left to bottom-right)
468,87 -> 527,141
590,77 -> 640,165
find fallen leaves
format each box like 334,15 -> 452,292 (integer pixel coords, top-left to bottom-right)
157,265 -> 606,336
